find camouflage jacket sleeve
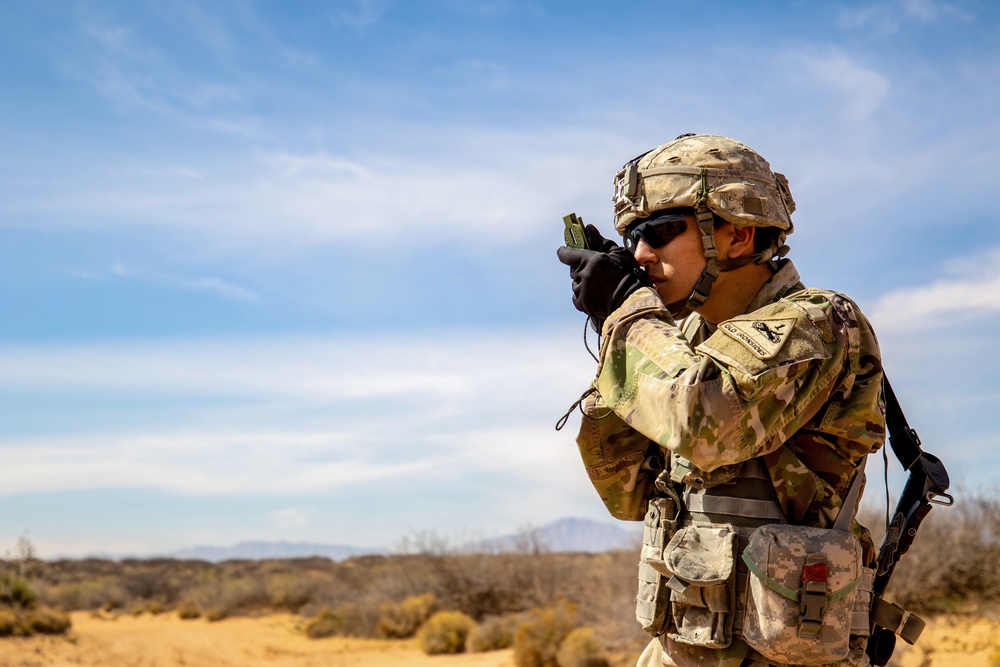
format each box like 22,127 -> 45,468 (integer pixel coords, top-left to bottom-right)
589,286 -> 872,474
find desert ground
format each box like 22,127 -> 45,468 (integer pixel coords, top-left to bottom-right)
1,612 -> 998,667
0,611 -> 515,667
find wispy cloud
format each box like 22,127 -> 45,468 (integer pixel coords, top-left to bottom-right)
868,247 -> 1000,332
0,330 -> 595,498
73,11 -> 261,136
796,51 -> 890,121
0,331 -> 590,403
2,129 -> 623,249
109,262 -> 260,302
328,0 -> 388,29
838,0 -> 973,32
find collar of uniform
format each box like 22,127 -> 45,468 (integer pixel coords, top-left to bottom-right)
744,259 -> 804,314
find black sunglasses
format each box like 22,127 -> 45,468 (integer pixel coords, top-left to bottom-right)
623,212 -> 689,252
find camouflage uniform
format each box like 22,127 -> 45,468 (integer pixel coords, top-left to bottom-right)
575,259 -> 884,667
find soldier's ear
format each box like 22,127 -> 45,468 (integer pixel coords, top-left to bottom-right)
730,225 -> 756,258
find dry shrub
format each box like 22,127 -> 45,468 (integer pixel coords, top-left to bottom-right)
378,593 -> 437,638
21,606 -> 71,635
176,599 -> 201,620
419,611 -> 475,655
0,609 -> 17,636
0,573 -> 38,609
884,492 -> 1000,612
514,601 -> 580,667
205,607 -> 228,622
265,573 -> 316,612
557,627 -> 609,667
45,580 -> 110,611
305,602 -> 376,639
468,614 -> 521,652
305,608 -> 340,639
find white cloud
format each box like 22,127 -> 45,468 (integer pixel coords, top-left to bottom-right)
798,52 -> 890,121
0,330 -> 597,498
74,12 -> 260,137
900,0 -> 972,22
867,247 -> 1000,332
838,0 -> 972,32
105,263 -> 261,302
2,129 -> 623,250
328,0 -> 387,29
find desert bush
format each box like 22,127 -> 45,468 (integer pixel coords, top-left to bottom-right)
305,602 -> 377,639
419,611 -> 475,655
468,614 -> 521,652
44,579 -> 117,611
21,606 -> 71,635
305,608 -> 340,639
0,609 -> 17,636
884,492 -> 1000,612
176,599 -> 201,620
205,607 -> 228,622
0,573 -> 38,609
377,593 -> 437,638
120,566 -> 181,603
557,627 -> 609,667
265,573 -> 317,611
513,601 -> 581,667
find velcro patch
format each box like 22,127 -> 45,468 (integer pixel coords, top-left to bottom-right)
719,317 -> 795,359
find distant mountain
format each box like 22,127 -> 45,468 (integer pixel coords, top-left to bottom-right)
474,517 -> 642,554
170,540 -> 387,562
132,517 -> 641,562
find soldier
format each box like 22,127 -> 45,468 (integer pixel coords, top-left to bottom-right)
557,134 -> 883,667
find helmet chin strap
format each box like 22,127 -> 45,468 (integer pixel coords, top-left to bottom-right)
670,208 -> 769,320
664,168 -> 785,320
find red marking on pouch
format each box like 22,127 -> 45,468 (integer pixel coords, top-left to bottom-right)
802,562 -> 829,583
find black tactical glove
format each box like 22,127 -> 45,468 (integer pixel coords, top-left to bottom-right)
557,224 -> 651,327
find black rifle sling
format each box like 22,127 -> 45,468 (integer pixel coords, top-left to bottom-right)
867,375 -> 953,666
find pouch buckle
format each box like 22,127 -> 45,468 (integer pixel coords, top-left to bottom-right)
798,555 -> 828,639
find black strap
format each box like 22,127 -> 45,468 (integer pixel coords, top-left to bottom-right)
881,377 -> 921,471
867,374 -> 953,666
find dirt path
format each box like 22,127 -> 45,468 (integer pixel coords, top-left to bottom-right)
0,612 -> 515,667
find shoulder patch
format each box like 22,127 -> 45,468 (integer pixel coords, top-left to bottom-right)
719,317 -> 796,360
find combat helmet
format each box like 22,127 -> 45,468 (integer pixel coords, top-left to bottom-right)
612,133 -> 796,317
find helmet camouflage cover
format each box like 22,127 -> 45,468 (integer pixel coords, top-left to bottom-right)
612,134 -> 796,238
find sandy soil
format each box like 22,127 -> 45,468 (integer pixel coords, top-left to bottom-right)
889,614 -> 1000,667
0,612 -> 515,667
1,611 -> 998,667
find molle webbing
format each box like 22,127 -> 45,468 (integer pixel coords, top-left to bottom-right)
679,459 -> 785,638
680,459 -> 783,532
676,458 -> 872,639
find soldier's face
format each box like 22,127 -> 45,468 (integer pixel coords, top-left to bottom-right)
632,211 -> 707,311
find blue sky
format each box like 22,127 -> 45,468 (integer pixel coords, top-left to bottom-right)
2,0 -> 999,557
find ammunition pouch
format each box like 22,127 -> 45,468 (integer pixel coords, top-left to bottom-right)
662,524 -> 738,648
636,489 -> 680,635
741,524 -> 872,664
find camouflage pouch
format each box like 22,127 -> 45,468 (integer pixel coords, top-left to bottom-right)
741,524 -> 864,665
662,524 -> 737,648
636,492 -> 681,636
